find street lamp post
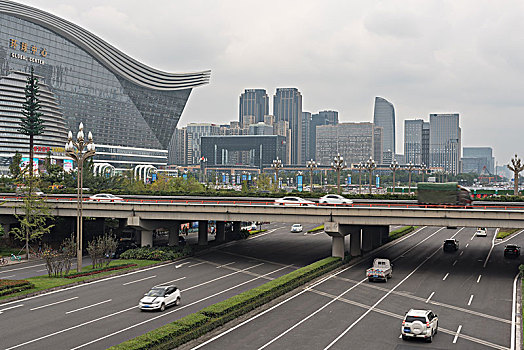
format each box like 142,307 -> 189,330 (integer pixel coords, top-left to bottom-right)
407,162 -> 416,194
65,122 -> 95,273
199,157 -> 207,182
390,159 -> 399,194
356,162 -> 363,194
421,163 -> 427,182
364,157 -> 376,194
331,153 -> 347,194
306,159 -> 317,192
271,158 -> 283,189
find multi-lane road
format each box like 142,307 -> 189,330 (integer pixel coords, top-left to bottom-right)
188,226 -> 522,350
0,223 -> 521,350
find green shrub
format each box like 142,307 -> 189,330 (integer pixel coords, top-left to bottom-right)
0,280 -> 33,296
496,228 -> 520,239
119,246 -> 192,261
388,226 -> 415,241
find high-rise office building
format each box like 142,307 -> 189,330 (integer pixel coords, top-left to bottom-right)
374,127 -> 383,164
239,89 -> 269,124
248,122 -> 273,135
310,110 -> 339,161
462,147 -> 494,174
301,112 -> 311,162
429,113 -> 461,175
422,122 -> 430,166
373,97 -> 396,156
316,122 -> 379,166
186,123 -> 220,165
273,88 -> 302,164
404,119 -> 424,165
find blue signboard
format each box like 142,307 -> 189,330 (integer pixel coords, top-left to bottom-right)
297,175 -> 303,192
376,174 -> 380,188
222,174 -> 226,183
242,174 -> 247,181
347,174 -> 351,185
151,173 -> 157,182
248,174 -> 252,181
182,173 -> 187,180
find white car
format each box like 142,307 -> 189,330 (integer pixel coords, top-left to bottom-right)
88,193 -> 124,202
401,309 -> 438,342
291,224 -> 303,232
319,194 -> 353,205
476,227 -> 487,237
274,196 -> 315,206
139,285 -> 181,311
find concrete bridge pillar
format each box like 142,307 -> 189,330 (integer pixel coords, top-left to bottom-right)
168,221 -> 181,246
361,227 -> 374,252
141,230 -> 153,247
198,220 -> 208,246
349,231 -> 361,257
232,221 -> 241,233
331,236 -> 346,258
215,221 -> 226,242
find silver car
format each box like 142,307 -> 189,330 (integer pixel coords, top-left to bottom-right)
319,194 -> 353,205
274,196 -> 315,206
139,285 -> 181,311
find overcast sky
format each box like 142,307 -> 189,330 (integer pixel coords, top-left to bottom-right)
17,0 -> 524,165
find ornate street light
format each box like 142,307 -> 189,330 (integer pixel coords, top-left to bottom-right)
508,154 -> 524,196
271,157 -> 283,188
331,153 -> 347,194
364,157 -> 376,194
355,162 -> 364,194
199,157 -> 207,182
306,159 -> 318,192
406,161 -> 416,194
421,163 -> 428,182
65,122 -> 95,273
390,159 -> 399,194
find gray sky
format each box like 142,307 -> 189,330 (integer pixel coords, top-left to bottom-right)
17,0 -> 524,165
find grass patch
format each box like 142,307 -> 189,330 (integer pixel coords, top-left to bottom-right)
307,224 -> 324,233
0,259 -> 158,301
389,226 -> 417,241
108,257 -> 344,350
496,228 -> 520,240
248,229 -> 267,236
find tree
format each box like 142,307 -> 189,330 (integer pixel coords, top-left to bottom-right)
9,151 -> 23,180
18,66 -> 45,180
508,154 -> 524,196
9,193 -> 54,259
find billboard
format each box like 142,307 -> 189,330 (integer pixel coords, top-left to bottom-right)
21,157 -> 39,175
63,159 -> 73,173
297,174 -> 303,192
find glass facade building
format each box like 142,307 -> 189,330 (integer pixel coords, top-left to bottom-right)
0,1 -> 209,169
239,89 -> 269,124
373,97 -> 396,156
273,88 -> 302,164
429,113 -> 461,175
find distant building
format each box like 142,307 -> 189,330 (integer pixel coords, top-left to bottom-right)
248,122 -> 273,135
373,97 -> 396,156
273,88 -> 303,164
316,122 -> 379,166
429,113 -> 461,175
239,89 -> 269,124
422,122 -> 430,166
309,110 -> 339,161
374,127 -> 383,164
263,115 -> 275,126
186,123 -> 220,164
404,119 -> 424,165
301,112 -> 311,162
462,147 -> 494,174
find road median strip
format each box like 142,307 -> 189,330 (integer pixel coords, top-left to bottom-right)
108,257 -> 344,350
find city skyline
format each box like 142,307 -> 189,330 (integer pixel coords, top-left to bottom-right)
10,0 -> 523,165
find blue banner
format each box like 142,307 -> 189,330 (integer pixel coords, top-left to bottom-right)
182,174 -> 187,180
376,174 -> 380,188
222,174 -> 226,183
297,175 -> 303,192
347,174 -> 351,185
242,174 -> 247,181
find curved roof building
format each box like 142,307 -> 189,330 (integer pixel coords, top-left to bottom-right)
373,96 -> 395,158
0,0 -> 210,168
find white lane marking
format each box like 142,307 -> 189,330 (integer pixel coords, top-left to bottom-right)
453,325 -> 463,344
0,275 -> 16,279
216,262 -> 235,269
187,262 -> 206,268
66,299 -> 112,314
69,265 -> 291,350
323,236 -> 446,350
468,295 -> 474,306
0,304 -> 24,314
483,232 -> 497,268
443,273 -> 449,281
0,263 -> 45,274
36,269 -> 47,272
190,226 -> 433,350
30,297 -> 78,311
398,334 -> 402,338
246,228 -> 277,240
184,263 -> 264,291
122,275 -> 156,286
426,291 -> 435,303
471,232 -> 476,240
460,251 -> 464,256
175,262 -> 190,269
477,275 -> 482,283
162,277 -> 186,284
465,243 -> 469,248
453,260 -> 458,266
511,273 -> 518,350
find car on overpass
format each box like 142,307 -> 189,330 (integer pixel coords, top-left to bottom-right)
319,194 -> 353,205
139,285 -> 181,311
88,193 -> 124,202
274,196 -> 315,206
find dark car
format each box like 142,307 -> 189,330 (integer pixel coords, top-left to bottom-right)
504,244 -> 521,258
443,239 -> 459,252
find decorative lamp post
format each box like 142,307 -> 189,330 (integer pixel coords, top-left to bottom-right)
356,162 -> 363,194
199,157 -> 207,182
421,163 -> 427,182
508,154 -> 524,196
271,158 -> 283,188
364,157 -> 376,194
65,122 -> 95,273
407,162 -> 416,194
390,159 -> 399,194
331,153 -> 347,194
306,159 -> 317,192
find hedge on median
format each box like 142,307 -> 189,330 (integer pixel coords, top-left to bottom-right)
108,256 -> 344,350
0,279 -> 34,296
388,226 -> 415,241
119,246 -> 192,261
64,263 -> 137,278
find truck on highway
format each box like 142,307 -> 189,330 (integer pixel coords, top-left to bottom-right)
417,182 -> 472,206
366,258 -> 392,282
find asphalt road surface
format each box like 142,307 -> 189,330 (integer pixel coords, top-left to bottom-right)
189,226 -> 522,350
0,222 -> 332,349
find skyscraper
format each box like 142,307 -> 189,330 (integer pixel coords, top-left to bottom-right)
301,112 -> 311,162
429,113 -> 461,174
310,110 -> 339,161
239,89 -> 269,124
462,147 -> 494,174
273,88 -> 303,164
373,97 -> 396,156
404,119 -> 424,165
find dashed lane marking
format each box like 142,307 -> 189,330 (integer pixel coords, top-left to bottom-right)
426,291 -> 435,303
122,275 -> 156,286
30,297 -> 78,311
453,325 -> 463,344
443,273 -> 450,281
